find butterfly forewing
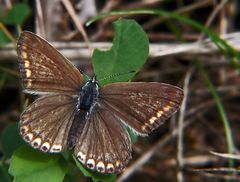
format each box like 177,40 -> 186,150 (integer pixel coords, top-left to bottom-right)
20,94 -> 77,153
17,31 -> 84,95
99,82 -> 184,135
74,103 -> 132,174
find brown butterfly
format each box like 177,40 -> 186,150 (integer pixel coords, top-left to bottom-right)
17,31 -> 184,174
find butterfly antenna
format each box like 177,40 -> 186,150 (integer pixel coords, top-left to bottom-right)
76,66 -> 91,80
98,70 -> 136,82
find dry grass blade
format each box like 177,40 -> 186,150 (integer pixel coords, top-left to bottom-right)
191,167 -> 240,180
210,151 -> 240,160
177,70 -> 192,182
164,155 -> 219,167
35,0 -> 45,37
0,23 -> 16,42
1,32 -> 239,61
151,32 -> 240,57
61,0 -> 92,51
143,0 -> 212,30
198,0 -> 228,40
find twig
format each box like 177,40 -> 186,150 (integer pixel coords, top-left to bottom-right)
149,30 -> 240,58
219,1 -> 228,35
192,167 -> 240,173
197,62 -> 236,164
162,154 -> 218,167
191,167 -> 240,180
35,0 -> 45,37
1,32 -> 240,61
4,0 -> 12,9
4,0 -> 21,35
210,151 -> 240,160
119,0 -> 164,10
0,66 -> 18,76
61,0 -> 92,51
198,0 -> 228,40
143,0 -> 212,30
177,69 -> 192,182
0,22 -> 16,42
193,84 -> 240,96
91,0 -> 120,41
186,92 -> 240,121
77,0 -> 97,22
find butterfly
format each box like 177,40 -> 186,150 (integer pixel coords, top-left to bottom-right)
17,31 -> 184,174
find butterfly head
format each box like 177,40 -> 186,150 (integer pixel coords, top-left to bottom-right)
91,75 -> 98,83
85,75 -> 99,90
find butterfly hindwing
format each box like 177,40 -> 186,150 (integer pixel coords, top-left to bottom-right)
20,94 -> 77,153
98,82 -> 184,135
17,31 -> 84,95
74,103 -> 132,174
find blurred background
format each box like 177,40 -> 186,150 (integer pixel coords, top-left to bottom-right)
0,0 -> 240,181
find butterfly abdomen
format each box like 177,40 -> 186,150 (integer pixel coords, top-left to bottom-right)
67,110 -> 87,148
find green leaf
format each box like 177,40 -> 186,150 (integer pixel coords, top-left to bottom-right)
73,156 -> 116,182
0,72 -> 7,90
0,162 -> 11,182
0,5 -> 5,18
9,145 -> 67,182
0,122 -> 25,158
63,162 -> 81,182
0,29 -> 10,45
92,18 -> 149,86
2,3 -> 31,25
